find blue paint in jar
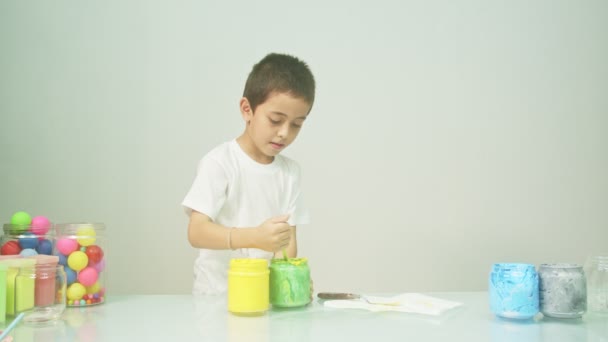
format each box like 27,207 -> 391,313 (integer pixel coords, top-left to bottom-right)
489,263 -> 539,319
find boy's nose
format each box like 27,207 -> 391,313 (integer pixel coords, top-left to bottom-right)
277,123 -> 290,138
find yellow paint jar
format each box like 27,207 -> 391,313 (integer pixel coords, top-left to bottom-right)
228,259 -> 269,315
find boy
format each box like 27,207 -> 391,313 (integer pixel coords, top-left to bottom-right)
182,53 -> 315,295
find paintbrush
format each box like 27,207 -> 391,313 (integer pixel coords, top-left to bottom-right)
317,292 -> 401,305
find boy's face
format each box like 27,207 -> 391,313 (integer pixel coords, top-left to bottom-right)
240,92 -> 311,164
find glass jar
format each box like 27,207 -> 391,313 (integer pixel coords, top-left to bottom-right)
0,264 -> 7,323
269,258 -> 311,308
1,224 -> 54,257
585,254 -> 608,313
54,223 -> 106,307
489,263 -> 539,319
227,259 -> 269,315
16,262 -> 67,323
538,263 -> 586,318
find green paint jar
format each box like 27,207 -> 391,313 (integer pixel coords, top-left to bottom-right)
269,258 -> 311,308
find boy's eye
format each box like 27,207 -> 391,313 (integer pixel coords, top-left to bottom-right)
291,122 -> 303,128
269,118 -> 281,125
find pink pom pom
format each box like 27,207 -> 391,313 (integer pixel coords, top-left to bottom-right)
31,216 -> 51,235
78,267 -> 99,287
57,238 -> 79,255
92,258 -> 106,273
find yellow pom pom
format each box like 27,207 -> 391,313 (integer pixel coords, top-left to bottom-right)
67,283 -> 86,301
76,226 -> 97,247
86,282 -> 101,294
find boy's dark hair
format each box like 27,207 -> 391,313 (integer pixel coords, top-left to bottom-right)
243,53 -> 315,113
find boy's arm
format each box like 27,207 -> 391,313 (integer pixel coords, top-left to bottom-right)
187,211 -> 242,249
187,210 -> 292,252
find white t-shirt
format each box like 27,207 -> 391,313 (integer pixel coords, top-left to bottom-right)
182,140 -> 310,294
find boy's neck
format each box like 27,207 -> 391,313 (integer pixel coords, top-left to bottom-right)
236,134 -> 274,165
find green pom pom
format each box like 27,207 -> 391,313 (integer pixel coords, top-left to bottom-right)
10,211 -> 31,233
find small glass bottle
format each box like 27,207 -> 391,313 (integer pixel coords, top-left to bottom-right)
269,258 -> 311,308
585,254 -> 608,313
538,263 -> 586,318
54,223 -> 106,307
489,263 -> 539,319
16,262 -> 67,323
227,259 -> 269,315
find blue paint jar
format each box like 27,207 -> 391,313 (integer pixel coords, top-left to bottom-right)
489,263 -> 539,319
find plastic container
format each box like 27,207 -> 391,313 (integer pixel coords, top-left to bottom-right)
538,263 -> 586,318
54,223 -> 106,307
489,263 -> 539,319
269,258 -> 311,308
1,224 -> 54,257
585,254 -> 608,313
227,259 -> 269,315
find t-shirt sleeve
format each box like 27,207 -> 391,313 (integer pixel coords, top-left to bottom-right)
182,156 -> 228,221
287,162 -> 311,226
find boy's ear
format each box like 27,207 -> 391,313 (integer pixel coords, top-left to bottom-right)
239,97 -> 253,122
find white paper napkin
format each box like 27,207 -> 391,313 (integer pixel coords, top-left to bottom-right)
323,293 -> 463,316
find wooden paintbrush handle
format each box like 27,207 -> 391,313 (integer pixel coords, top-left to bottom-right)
317,292 -> 361,300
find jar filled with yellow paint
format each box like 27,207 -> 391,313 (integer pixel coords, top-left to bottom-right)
227,259 -> 269,315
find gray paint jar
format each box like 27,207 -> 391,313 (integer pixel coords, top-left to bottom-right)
538,263 -> 587,318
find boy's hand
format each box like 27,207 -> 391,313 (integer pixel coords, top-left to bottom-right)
255,215 -> 291,252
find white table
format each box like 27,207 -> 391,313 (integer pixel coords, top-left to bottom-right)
4,292 -> 607,341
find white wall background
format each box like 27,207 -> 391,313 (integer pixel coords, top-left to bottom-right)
1,1 -> 606,294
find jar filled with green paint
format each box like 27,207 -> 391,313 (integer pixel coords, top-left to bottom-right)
269,258 -> 311,308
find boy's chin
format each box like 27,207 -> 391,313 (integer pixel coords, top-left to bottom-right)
265,146 -> 284,156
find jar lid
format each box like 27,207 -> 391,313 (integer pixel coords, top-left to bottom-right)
492,263 -> 535,272
271,257 -> 308,266
0,258 -> 36,268
230,258 -> 268,272
3,223 -> 32,235
539,263 -> 582,269
54,223 -> 106,234
26,255 -> 59,265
